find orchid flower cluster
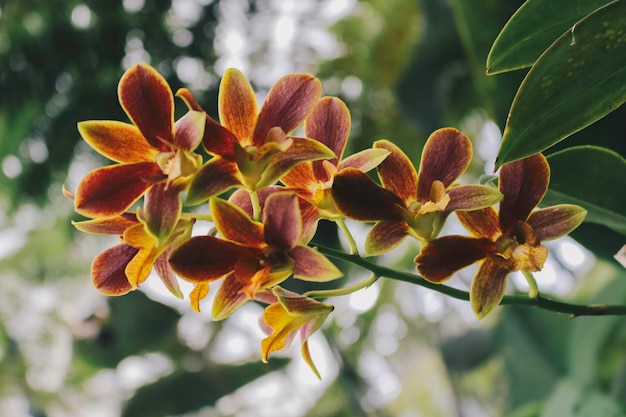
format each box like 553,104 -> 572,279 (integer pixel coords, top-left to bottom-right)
68,64 -> 586,377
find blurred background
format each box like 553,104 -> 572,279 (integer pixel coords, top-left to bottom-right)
1,0 -> 625,416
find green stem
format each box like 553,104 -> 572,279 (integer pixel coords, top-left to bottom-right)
315,243 -> 626,317
522,271 -> 539,299
335,217 -> 359,255
249,190 -> 261,221
304,273 -> 379,299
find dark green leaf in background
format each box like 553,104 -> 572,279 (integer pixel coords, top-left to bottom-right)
495,0 -> 626,167
487,0 -> 615,74
543,146 -> 626,236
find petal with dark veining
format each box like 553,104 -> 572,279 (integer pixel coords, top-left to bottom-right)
446,184 -> 502,212
470,258 -> 511,319
210,197 -> 265,247
219,68 -> 258,146
417,128 -> 472,201
527,204 -> 587,241
78,121 -> 158,163
457,207 -> 501,240
289,245 -> 342,281
263,192 -> 301,250
365,221 -> 410,256
374,140 -> 418,205
185,157 -> 241,206
252,74 -> 322,147
91,243 -> 138,296
118,63 -> 173,150
498,153 -> 550,235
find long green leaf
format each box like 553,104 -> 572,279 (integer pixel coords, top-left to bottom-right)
495,0 -> 626,168
487,0 -> 614,74
543,146 -> 626,235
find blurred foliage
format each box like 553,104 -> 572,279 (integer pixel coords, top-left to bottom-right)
1,0 -> 626,416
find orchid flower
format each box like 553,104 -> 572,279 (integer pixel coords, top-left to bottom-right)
415,154 -> 587,318
168,191 -> 342,319
331,128 -> 502,255
74,64 -> 205,243
176,69 -> 336,208
260,286 -> 333,379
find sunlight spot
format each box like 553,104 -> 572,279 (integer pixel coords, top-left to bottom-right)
420,290 -> 447,322
177,314 -> 212,350
558,239 -> 587,268
349,282 -> 379,312
116,353 -> 173,390
2,155 -> 22,178
341,75 -> 363,100
25,137 -> 49,163
23,12 -> 44,35
172,28 -> 194,47
274,15 -> 295,49
71,4 -> 93,29
123,0 -> 145,13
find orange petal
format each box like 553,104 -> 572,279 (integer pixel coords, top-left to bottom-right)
212,273 -> 249,320
498,153 -> 550,235
252,74 -> 322,147
417,128 -> 472,201
219,68 -> 258,147
210,197 -> 265,247
91,244 -> 137,295
280,161 -> 316,191
374,139 -> 418,205
189,282 -> 210,312
415,236 -> 496,283
457,207 -> 501,240
118,63 -> 174,150
470,258 -> 510,319
307,97 -> 351,182
75,162 -> 162,218
331,168 -> 405,221
78,121 -> 158,163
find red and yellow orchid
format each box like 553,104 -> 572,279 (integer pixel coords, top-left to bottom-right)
331,128 -> 503,255
260,286 -> 333,379
281,96 -> 389,219
168,191 -> 342,319
176,69 -> 336,206
74,63 -> 205,243
415,153 -> 587,318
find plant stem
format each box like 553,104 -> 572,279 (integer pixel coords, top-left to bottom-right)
522,271 -> 539,298
181,212 -> 213,222
335,217 -> 359,255
249,190 -> 261,221
315,243 -> 626,317
304,273 -> 379,299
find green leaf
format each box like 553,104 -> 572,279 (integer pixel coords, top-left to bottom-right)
540,379 -> 625,417
543,146 -> 626,235
487,0 -> 615,74
121,360 -> 289,417
495,0 -> 626,168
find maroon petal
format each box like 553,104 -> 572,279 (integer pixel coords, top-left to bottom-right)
168,235 -> 259,282
499,153 -> 550,235
307,97 -> 351,181
75,162 -> 162,218
374,140 -> 418,205
263,192 -> 302,250
118,64 -> 173,150
470,258 -> 511,319
141,182 -> 182,243
417,128 -> 472,201
176,88 -> 237,158
332,168 -> 405,221
527,204 -> 587,241
415,236 -> 496,283
185,157 -> 242,206
447,185 -> 502,212
91,244 -> 138,296
252,74 -> 322,147
155,248 -> 183,298
289,245 -> 342,281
